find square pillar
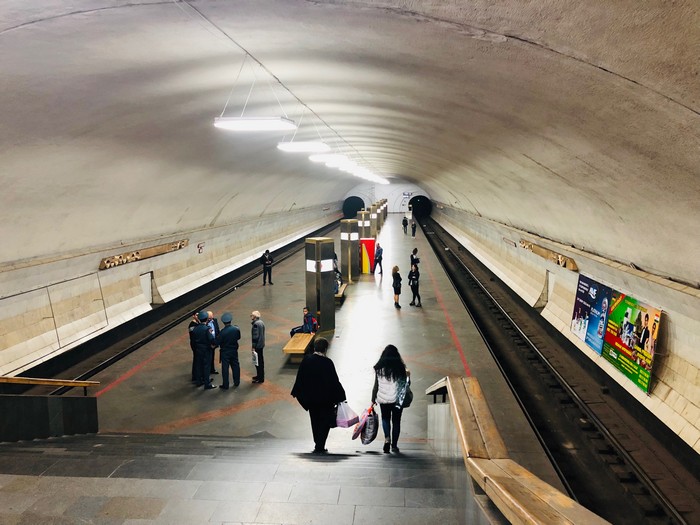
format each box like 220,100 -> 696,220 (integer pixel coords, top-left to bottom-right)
357,210 -> 370,239
340,219 -> 359,282
370,204 -> 378,237
305,237 -> 336,331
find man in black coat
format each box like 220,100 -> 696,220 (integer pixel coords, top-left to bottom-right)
191,311 -> 217,390
217,312 -> 241,389
260,249 -> 274,285
291,337 -> 346,454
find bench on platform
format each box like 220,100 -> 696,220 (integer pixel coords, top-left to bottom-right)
283,333 -> 315,363
334,283 -> 348,304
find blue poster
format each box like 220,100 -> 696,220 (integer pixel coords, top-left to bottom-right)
571,275 -> 612,355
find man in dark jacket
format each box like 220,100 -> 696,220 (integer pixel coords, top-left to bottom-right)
260,250 -> 274,285
207,311 -> 220,375
217,312 -> 241,389
191,311 -> 216,389
291,337 -> 347,454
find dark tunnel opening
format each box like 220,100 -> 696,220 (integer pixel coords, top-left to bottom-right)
342,196 -> 365,218
409,195 -> 432,217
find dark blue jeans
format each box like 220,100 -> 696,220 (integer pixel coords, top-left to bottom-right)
379,403 -> 403,446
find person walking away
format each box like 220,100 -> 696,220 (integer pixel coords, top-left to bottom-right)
411,220 -> 417,237
408,263 -> 421,307
391,265 -> 402,309
372,344 -> 409,452
191,311 -> 217,389
410,247 -> 420,268
207,311 -> 220,375
188,313 -> 199,383
217,312 -> 241,389
291,337 -> 347,454
251,310 -> 266,383
402,216 -> 408,234
260,250 -> 274,285
290,306 -> 319,337
373,243 -> 383,274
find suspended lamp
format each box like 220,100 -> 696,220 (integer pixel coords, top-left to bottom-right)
277,140 -> 330,152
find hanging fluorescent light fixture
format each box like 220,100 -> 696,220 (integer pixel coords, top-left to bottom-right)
277,140 -> 330,152
215,116 -> 297,131
309,153 -> 347,163
214,56 -> 296,133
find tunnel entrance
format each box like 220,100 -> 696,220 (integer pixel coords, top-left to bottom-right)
342,196 -> 365,218
408,195 -> 432,217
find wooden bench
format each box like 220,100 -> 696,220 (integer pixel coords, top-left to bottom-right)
334,282 -> 348,304
283,333 -> 315,363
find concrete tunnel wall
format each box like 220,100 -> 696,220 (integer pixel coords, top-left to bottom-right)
434,206 -> 700,456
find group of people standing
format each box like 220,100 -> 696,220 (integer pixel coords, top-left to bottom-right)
391,247 -> 422,309
188,309 -> 267,390
291,340 -> 410,454
401,216 -> 417,237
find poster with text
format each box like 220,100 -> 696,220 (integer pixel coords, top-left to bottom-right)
602,291 -> 662,393
570,275 -> 612,355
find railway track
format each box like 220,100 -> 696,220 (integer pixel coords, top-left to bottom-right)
422,216 -> 699,525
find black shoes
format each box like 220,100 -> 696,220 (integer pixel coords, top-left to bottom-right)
383,442 -> 390,453
394,302 -> 401,309
312,448 -> 328,454
416,303 -> 422,308
409,302 -> 415,306
252,378 -> 264,384
391,445 -> 400,452
219,385 -> 229,390
204,384 -> 217,390
269,282 -> 274,285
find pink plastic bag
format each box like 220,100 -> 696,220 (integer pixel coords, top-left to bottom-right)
336,401 -> 359,428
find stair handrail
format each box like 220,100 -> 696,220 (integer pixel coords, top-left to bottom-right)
0,376 -> 100,396
426,375 -> 610,524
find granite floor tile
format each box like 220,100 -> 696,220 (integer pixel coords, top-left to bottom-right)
111,458 -> 198,480
255,501 -> 355,525
272,464 -> 330,483
15,512 -> 76,525
0,456 -> 58,475
153,497 -> 216,524
26,492 -> 76,516
209,500 -> 262,523
259,481 -> 293,502
338,485 -> 405,507
404,487 -> 459,508
0,513 -> 20,525
97,496 -> 166,520
0,474 -> 17,488
193,480 -> 265,502
42,456 -> 130,478
36,475 -> 115,498
353,505 -> 460,525
0,490 -> 40,514
105,478 -> 202,499
1,476 -> 41,493
187,461 -> 278,482
63,495 -> 111,520
288,482 -> 340,504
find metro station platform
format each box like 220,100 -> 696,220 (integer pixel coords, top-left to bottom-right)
0,215 -> 563,524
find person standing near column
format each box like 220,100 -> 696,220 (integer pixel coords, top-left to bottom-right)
217,312 -> 241,389
373,243 -> 383,274
407,263 -> 422,307
260,250 -> 274,285
291,337 -> 347,454
251,310 -> 266,383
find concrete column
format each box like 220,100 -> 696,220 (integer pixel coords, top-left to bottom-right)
305,237 -> 336,331
340,219 -> 359,283
370,204 -> 378,237
376,201 -> 384,230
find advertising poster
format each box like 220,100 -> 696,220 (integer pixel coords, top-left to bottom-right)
602,292 -> 662,393
359,238 -> 375,274
570,275 -> 612,355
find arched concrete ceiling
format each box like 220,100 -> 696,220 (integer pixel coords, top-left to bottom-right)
1,1 -> 698,283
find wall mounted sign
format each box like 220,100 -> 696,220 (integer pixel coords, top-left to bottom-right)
99,239 -> 188,270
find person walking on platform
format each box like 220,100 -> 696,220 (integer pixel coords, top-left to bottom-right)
260,249 -> 274,285
217,312 -> 241,389
291,337 -> 347,454
207,311 -> 220,375
373,243 -> 383,274
290,306 -> 319,337
251,310 -> 266,383
407,263 -> 422,307
188,313 -> 199,382
411,220 -> 417,237
410,247 -> 420,268
402,216 -> 408,234
372,344 -> 409,453
392,265 -> 402,309
191,311 -> 217,389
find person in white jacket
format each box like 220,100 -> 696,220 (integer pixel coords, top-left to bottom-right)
371,344 -> 409,453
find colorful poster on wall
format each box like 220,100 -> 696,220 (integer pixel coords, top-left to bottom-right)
570,275 -> 612,355
359,238 -> 375,274
602,292 -> 661,393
